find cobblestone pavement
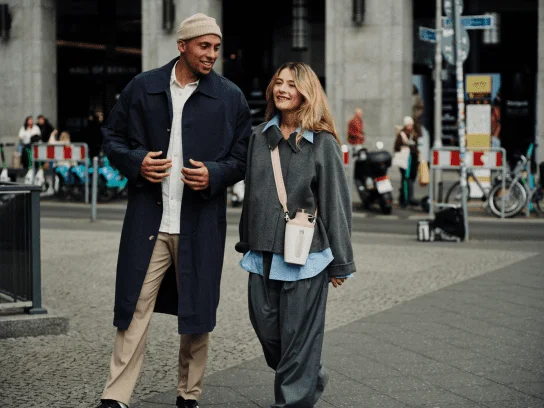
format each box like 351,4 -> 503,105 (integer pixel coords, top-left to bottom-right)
0,222 -> 539,407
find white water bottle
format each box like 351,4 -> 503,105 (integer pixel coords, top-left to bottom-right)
284,209 -> 315,265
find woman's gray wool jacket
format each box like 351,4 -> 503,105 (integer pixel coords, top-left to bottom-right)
236,122 -> 356,278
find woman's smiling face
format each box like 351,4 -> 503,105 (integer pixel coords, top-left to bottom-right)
273,68 -> 303,113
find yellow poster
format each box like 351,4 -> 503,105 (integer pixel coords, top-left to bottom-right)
466,75 -> 492,95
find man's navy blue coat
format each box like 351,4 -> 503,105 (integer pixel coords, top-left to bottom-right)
102,57 -> 251,334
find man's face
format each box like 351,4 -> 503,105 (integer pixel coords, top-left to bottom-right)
178,34 -> 221,76
37,117 -> 44,125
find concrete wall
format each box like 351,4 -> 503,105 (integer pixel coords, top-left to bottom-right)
326,0 -> 413,151
272,21 -> 326,79
142,0 -> 223,74
538,0 -> 544,164
0,0 -> 56,158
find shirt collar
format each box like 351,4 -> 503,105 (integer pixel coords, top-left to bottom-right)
263,115 -> 314,153
263,114 -> 314,143
170,61 -> 199,88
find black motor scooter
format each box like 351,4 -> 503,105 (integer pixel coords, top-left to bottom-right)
353,142 -> 394,215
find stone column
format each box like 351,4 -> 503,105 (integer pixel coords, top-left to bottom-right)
538,0 -> 544,164
0,0 -> 56,153
326,0 -> 413,151
142,0 -> 223,74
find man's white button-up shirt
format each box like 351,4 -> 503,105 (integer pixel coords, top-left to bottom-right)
159,62 -> 199,234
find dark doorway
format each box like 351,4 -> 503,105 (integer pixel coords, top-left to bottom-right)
56,0 -> 141,157
222,0 -> 325,126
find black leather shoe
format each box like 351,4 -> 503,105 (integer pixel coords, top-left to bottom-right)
96,400 -> 123,408
176,396 -> 199,408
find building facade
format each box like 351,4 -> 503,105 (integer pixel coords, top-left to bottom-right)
0,0 -> 542,166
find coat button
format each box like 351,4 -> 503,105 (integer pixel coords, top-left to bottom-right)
157,201 -> 162,206
149,235 -> 155,241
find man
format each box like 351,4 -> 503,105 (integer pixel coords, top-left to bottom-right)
411,84 -> 424,139
36,114 -> 56,143
85,111 -> 104,158
96,13 -> 252,408
347,107 -> 364,145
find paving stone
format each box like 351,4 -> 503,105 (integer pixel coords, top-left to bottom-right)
361,375 -> 433,393
386,386 -> 474,406
480,396 -> 544,408
509,382 -> 544,399
450,384 -> 531,403
420,372 -> 495,388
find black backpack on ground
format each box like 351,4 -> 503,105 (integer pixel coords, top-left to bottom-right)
433,206 -> 465,241
417,206 -> 466,242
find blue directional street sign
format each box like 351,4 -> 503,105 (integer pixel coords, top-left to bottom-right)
419,26 -> 437,43
443,15 -> 495,30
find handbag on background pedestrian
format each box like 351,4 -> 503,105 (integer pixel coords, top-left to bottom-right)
392,145 -> 410,169
392,125 -> 411,170
418,159 -> 430,186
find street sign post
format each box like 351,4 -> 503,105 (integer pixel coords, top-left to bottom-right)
452,0 -> 470,241
443,0 -> 462,18
434,0 -> 443,204
442,26 -> 469,65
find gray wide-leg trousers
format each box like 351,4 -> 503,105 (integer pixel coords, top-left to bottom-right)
248,252 -> 329,408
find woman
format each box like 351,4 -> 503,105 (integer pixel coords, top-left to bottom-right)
236,62 -> 356,408
394,116 -> 419,207
49,131 -> 74,167
18,116 -> 41,169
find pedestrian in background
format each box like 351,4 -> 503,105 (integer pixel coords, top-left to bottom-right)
491,92 -> 502,148
49,130 -> 74,167
412,84 -> 424,139
18,116 -> 41,169
393,116 -> 419,208
347,107 -> 365,145
236,61 -> 356,408
85,111 -> 104,159
37,114 -> 56,144
96,12 -> 251,408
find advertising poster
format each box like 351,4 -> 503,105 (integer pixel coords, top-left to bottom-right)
464,73 -> 501,198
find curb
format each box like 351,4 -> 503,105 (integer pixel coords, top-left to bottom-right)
0,310 -> 69,339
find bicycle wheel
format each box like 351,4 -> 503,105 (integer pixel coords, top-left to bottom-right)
488,181 -> 527,218
445,182 -> 471,204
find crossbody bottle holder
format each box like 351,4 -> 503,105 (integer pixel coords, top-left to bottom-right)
270,147 -> 317,265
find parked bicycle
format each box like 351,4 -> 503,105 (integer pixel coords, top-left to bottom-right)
524,170 -> 544,216
445,144 -> 542,218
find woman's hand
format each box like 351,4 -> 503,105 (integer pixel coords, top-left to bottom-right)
330,277 -> 346,288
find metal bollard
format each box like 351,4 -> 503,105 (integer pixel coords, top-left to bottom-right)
91,156 -> 98,221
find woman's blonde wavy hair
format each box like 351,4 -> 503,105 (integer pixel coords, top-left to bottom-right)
265,62 -> 340,146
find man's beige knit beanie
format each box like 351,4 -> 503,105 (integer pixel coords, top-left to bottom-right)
177,13 -> 222,41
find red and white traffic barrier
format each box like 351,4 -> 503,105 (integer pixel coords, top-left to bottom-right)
33,143 -> 87,162
432,150 -> 503,168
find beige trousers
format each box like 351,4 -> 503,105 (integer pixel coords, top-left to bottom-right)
101,232 -> 209,405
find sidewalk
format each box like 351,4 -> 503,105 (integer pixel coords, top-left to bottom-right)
134,253 -> 544,408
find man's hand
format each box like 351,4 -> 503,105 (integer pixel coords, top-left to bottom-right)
181,159 -> 209,191
140,151 -> 172,183
330,277 -> 346,288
